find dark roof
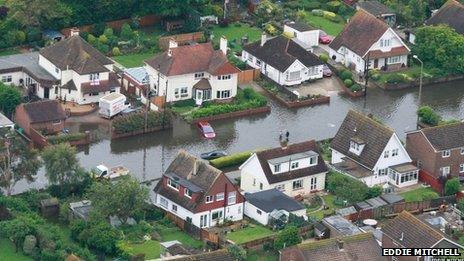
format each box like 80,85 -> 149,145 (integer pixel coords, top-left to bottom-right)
380,193 -> 404,204
357,0 -> 395,17
426,0 -> 464,34
80,73 -> 120,94
154,150 -> 224,212
61,80 -> 77,91
420,122 -> 464,150
170,249 -> 234,261
255,140 -> 328,184
193,78 -> 212,90
0,52 -> 59,85
145,42 -> 239,76
245,189 -> 305,213
243,35 -> 323,72
20,100 -> 67,123
331,110 -> 394,170
281,233 -> 386,261
39,36 -> 113,74
382,211 -> 444,248
285,21 -> 315,32
329,10 -> 389,57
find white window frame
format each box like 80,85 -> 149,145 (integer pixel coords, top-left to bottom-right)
180,87 -> 188,98
167,178 -> 179,191
440,166 -> 450,177
387,56 -> 401,64
461,148 -> 464,155
194,72 -> 204,79
211,210 -> 223,221
293,179 -> 303,190
171,204 -> 178,212
216,192 -> 224,201
310,177 -> 317,191
159,197 -> 168,209
392,148 -> 399,157
184,188 -> 192,198
291,161 -> 299,169
205,195 -> 213,203
274,164 -> 280,173
442,150 -> 451,158
460,164 -> 464,173
228,191 -> 237,205
1,75 -> 12,83
309,156 -> 317,166
384,150 -> 390,158
89,73 -> 100,81
275,184 -> 285,191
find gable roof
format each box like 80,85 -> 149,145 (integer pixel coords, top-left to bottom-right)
281,233 -> 386,261
154,150 -> 224,212
381,211 -> 444,248
243,35 -> 323,72
245,189 -> 305,213
426,0 -> 464,34
329,10 -> 389,57
331,110 -> 394,170
19,100 -> 67,123
255,140 -> 328,184
357,0 -> 395,17
419,122 -> 464,151
145,42 -> 239,76
39,36 -> 113,75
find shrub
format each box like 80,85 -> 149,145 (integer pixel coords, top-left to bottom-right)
274,226 -> 301,250
326,171 -> 368,203
323,11 -> 337,21
343,79 -> 353,87
264,24 -> 277,35
370,73 -> 381,81
47,132 -> 86,145
98,34 -> 108,44
228,245 -> 247,261
311,9 -> 324,17
319,53 -> 329,63
445,178 -> 460,196
385,73 -> 407,84
23,235 -> 37,255
209,151 -> 253,169
366,186 -> 383,199
417,106 -> 441,126
112,111 -> 172,134
87,34 -> 97,45
326,1 -> 342,13
350,84 -> 362,92
339,70 -> 353,81
120,23 -> 134,40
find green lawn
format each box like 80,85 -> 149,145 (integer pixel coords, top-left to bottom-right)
112,52 -> 155,68
0,48 -> 20,57
171,105 -> 195,115
121,240 -> 161,259
226,224 -> 275,244
374,65 -> 438,84
400,187 -> 439,202
308,194 -> 343,221
157,225 -> 203,249
246,249 -> 278,261
0,238 -> 33,261
212,23 -> 262,52
305,13 -> 346,36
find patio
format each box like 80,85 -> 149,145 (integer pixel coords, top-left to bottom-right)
286,77 -> 343,97
61,101 -> 98,116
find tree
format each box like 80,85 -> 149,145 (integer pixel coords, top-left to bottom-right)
0,82 -> 21,117
366,186 -> 383,199
86,176 -> 149,223
274,226 -> 301,250
227,245 -> 246,261
0,130 -> 41,195
417,106 -> 441,126
326,171 -> 369,203
77,219 -> 121,255
444,178 -> 460,196
5,0 -> 71,28
120,23 -> 134,41
42,143 -> 84,186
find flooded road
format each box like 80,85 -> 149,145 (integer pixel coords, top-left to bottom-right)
13,80 -> 464,194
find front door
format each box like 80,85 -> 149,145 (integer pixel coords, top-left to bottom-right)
374,59 -> 378,68
44,87 -> 50,99
195,90 -> 203,106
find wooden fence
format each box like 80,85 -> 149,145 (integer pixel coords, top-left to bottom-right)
165,212 -> 220,246
238,69 -> 261,84
158,32 -> 204,50
239,224 -> 314,249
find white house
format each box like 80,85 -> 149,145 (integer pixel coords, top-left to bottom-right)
0,112 -> 14,130
0,31 -> 120,104
241,34 -> 324,86
330,110 -> 418,188
153,150 -> 244,229
329,10 -> 410,74
244,189 -> 307,226
239,140 -> 328,197
144,38 -> 240,104
283,21 -> 320,49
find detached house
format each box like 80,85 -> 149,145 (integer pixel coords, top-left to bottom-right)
0,32 -> 119,104
14,100 -> 67,136
331,110 -> 418,188
153,150 -> 244,228
242,34 -> 324,86
427,0 -> 464,35
406,123 -> 464,188
239,140 -> 328,197
329,10 -> 410,74
144,38 -> 240,104
356,0 -> 396,27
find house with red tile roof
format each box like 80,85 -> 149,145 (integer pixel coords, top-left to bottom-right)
144,37 -> 240,104
329,10 -> 410,74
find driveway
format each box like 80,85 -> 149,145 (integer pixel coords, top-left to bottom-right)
287,77 -> 343,97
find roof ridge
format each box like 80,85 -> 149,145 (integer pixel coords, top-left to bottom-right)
397,211 -> 443,240
348,109 -> 394,133
422,121 -> 464,132
298,232 -> 374,250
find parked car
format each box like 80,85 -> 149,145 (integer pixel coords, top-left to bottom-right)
323,65 -> 332,77
197,121 -> 216,139
200,150 -> 228,160
319,31 -> 332,44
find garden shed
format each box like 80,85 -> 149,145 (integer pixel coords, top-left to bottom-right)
40,197 -> 60,219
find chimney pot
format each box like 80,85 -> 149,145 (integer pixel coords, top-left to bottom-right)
70,27 -> 80,37
220,36 -> 228,55
261,33 -> 267,47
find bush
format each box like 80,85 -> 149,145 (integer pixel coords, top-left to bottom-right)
323,11 -> 337,21
326,171 -> 369,203
319,53 -> 329,63
385,73 -> 407,84
343,79 -> 353,87
350,84 -> 362,92
339,70 -> 353,81
112,47 -> 121,56
264,24 -> 277,35
311,9 -> 324,17
112,111 -> 172,134
120,23 -> 134,40
366,186 -> 383,199
274,226 -> 301,250
210,151 -> 253,169
417,106 -> 441,126
445,178 -> 460,196
326,1 -> 342,13
228,245 -> 247,261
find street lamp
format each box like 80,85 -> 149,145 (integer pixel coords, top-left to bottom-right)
413,55 -> 423,128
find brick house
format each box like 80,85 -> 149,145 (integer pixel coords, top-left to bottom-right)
381,211 -> 463,261
14,100 -> 67,136
153,150 -> 244,228
406,123 -> 464,190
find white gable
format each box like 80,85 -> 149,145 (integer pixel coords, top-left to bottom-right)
373,133 -> 412,172
367,28 -> 410,56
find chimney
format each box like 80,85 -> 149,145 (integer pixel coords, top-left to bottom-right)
192,160 -> 199,176
336,238 -> 344,251
168,38 -> 178,49
220,36 -> 228,55
260,33 -> 267,47
70,27 -> 80,37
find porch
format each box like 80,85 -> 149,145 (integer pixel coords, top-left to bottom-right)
192,78 -> 212,106
388,163 -> 419,188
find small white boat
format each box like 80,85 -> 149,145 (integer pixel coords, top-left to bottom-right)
92,164 -> 130,180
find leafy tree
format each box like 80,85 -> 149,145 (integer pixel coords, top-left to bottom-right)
0,130 -> 41,195
42,143 -> 84,186
77,219 -> 121,255
445,178 -> 460,196
227,245 -> 247,261
366,186 -> 383,199
5,0 -> 71,28
274,226 -> 301,250
86,176 -> 149,224
0,212 -> 43,252
417,106 -> 441,126
0,82 -> 21,117
120,23 -> 134,41
326,171 -> 368,203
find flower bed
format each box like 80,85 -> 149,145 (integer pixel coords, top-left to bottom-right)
336,69 -> 364,97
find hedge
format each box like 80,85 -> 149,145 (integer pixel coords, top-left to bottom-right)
209,151 -> 254,169
47,133 -> 86,145
112,111 -> 172,134
339,70 -> 353,81
350,84 -> 362,92
385,73 -> 408,84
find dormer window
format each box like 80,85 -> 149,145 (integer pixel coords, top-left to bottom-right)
274,164 -> 281,173
291,162 -> 299,169
349,138 -> 365,156
167,178 -> 179,191
184,188 -> 192,198
90,73 -> 100,81
442,150 -> 451,158
309,156 -> 317,166
194,72 -> 204,79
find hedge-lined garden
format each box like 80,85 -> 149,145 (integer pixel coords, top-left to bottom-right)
47,132 -> 87,145
112,111 -> 172,135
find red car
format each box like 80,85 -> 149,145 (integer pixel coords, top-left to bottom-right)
319,31 -> 332,44
197,121 -> 216,139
